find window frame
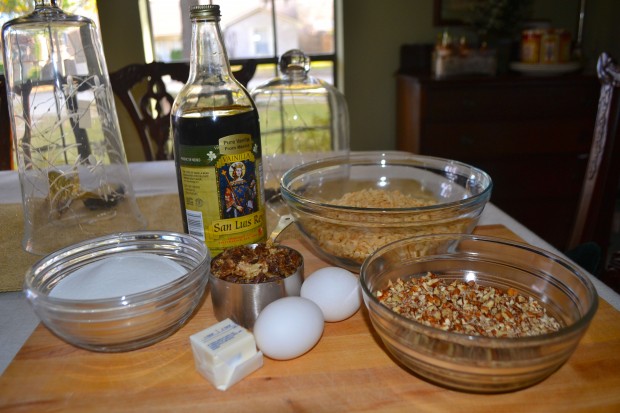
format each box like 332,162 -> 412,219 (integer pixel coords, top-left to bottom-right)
145,0 -> 340,87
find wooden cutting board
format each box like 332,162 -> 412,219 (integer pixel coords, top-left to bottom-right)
1,225 -> 619,412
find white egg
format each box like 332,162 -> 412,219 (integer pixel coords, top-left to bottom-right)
253,297 -> 324,360
300,266 -> 361,322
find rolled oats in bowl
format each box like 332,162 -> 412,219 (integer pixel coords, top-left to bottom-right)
307,188 -> 470,264
281,152 -> 492,272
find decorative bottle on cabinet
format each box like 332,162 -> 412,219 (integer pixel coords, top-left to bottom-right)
171,4 -> 266,255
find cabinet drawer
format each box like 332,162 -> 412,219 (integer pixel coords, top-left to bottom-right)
421,118 -> 593,158
423,83 -> 598,122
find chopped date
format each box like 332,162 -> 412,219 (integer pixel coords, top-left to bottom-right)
211,242 -> 302,284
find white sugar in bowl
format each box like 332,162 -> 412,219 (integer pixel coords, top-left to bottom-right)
24,231 -> 211,352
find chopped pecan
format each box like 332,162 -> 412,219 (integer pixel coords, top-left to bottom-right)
211,242 -> 302,284
376,272 -> 561,338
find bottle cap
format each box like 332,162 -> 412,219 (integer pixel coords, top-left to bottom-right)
190,4 -> 220,20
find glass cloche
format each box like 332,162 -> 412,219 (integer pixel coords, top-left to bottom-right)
251,49 -> 350,212
2,0 -> 145,254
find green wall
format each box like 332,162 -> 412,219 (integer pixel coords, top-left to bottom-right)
99,0 -> 145,72
97,0 -> 620,159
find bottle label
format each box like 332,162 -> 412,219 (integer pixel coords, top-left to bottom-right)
179,134 -> 266,255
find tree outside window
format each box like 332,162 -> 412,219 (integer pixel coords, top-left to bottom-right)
0,0 -> 100,72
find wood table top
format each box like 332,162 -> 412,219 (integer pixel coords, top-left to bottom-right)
1,225 -> 619,412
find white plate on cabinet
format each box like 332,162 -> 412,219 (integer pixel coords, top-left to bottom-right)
510,61 -> 582,76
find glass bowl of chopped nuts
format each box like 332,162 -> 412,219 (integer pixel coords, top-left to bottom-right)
280,151 -> 492,272
360,233 -> 598,393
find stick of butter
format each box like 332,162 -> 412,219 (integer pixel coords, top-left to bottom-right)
190,318 -> 264,391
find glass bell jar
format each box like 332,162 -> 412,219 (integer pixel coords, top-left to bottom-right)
2,0 -> 146,255
251,49 -> 350,217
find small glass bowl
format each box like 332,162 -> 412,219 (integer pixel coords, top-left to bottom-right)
280,151 -> 492,272
24,231 -> 210,352
360,233 -> 598,393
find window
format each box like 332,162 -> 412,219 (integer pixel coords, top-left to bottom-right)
0,1 -> 100,72
251,27 -> 271,55
146,0 -> 336,89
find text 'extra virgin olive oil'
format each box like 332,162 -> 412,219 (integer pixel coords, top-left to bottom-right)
171,4 -> 266,255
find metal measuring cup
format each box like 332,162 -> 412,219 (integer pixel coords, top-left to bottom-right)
209,215 -> 303,329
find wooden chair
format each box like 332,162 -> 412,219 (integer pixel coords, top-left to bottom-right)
109,60 -> 257,161
231,60 -> 258,89
568,52 -> 620,291
0,74 -> 13,170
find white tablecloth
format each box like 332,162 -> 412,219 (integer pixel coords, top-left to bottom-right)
2,160 -> 619,375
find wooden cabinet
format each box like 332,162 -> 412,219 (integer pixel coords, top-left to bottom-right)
396,73 -> 600,250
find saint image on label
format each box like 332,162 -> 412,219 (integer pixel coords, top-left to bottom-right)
219,160 -> 258,218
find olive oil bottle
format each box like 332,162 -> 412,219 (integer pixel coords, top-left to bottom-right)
171,4 -> 266,255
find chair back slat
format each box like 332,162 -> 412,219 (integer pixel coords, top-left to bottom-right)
569,53 -> 620,260
110,60 -> 256,161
